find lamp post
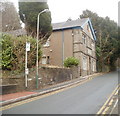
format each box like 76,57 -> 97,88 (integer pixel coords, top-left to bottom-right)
36,9 -> 49,89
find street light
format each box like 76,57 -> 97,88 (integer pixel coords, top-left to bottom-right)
36,9 -> 49,89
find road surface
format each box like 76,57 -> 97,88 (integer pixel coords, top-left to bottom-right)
2,71 -> 118,114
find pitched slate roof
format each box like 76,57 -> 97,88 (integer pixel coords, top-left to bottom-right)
52,18 -> 96,40
52,18 -> 89,31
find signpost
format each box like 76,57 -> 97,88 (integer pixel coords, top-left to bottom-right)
26,42 -> 30,51
25,42 -> 30,88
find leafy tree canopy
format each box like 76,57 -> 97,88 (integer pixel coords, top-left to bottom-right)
18,1 -> 52,43
1,1 -> 21,32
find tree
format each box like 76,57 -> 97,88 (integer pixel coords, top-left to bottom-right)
18,1 -> 52,43
80,10 -> 119,72
1,1 -> 21,32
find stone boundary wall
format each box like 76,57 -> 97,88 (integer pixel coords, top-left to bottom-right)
2,66 -> 79,94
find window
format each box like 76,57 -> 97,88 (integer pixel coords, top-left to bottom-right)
87,25 -> 90,31
82,34 -> 86,44
42,56 -> 50,64
83,56 -> 87,70
92,60 -> 95,71
42,57 -> 47,64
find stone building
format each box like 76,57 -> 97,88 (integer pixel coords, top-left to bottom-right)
42,18 -> 96,76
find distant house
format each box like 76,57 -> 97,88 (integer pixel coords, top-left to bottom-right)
42,18 -> 97,76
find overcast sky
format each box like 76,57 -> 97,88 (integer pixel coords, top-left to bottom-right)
12,0 -> 119,23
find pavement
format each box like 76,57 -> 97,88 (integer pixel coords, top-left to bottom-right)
0,73 -> 101,106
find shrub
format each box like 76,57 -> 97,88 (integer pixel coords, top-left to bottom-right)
1,34 -> 42,71
64,57 -> 79,68
1,34 -> 13,70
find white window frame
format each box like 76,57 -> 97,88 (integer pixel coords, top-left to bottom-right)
42,57 -> 47,64
82,34 -> 86,44
92,60 -> 95,71
83,56 -> 87,70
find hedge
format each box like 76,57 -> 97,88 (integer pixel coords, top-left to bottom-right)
1,34 -> 42,71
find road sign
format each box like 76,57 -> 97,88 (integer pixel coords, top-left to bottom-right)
25,68 -> 29,75
26,42 -> 30,51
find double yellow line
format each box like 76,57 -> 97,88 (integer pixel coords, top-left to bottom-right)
97,84 -> 120,115
0,73 -> 99,111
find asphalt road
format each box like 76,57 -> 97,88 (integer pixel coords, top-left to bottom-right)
2,71 -> 118,114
